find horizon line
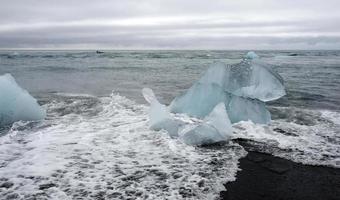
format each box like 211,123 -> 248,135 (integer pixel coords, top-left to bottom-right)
1,48 -> 340,51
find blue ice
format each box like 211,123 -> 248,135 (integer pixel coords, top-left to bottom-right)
143,88 -> 232,145
0,74 -> 46,126
179,103 -> 233,145
142,88 -> 182,137
170,52 -> 285,123
143,52 -> 285,145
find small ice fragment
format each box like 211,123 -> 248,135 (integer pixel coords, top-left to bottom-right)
0,74 -> 46,126
142,88 -> 170,126
179,103 -> 233,145
142,88 -> 157,104
204,102 -> 233,137
179,125 -> 224,146
245,51 -> 259,59
142,88 -> 181,137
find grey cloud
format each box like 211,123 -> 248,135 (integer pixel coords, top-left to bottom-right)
0,0 -> 339,49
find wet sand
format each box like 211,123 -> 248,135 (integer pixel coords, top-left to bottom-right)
221,146 -> 340,200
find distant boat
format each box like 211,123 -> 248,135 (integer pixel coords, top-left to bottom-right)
96,50 -> 104,54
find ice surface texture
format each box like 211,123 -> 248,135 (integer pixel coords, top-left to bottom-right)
0,74 -> 46,126
169,63 -> 228,118
170,52 -> 285,124
142,88 -> 182,137
142,88 -> 233,145
226,59 -> 286,102
144,52 -> 285,145
179,103 -> 233,145
227,95 -> 270,124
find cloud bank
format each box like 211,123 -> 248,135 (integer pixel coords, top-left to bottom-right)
0,0 -> 340,49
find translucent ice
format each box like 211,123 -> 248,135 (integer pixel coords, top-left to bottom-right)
169,52 -> 285,124
143,88 -> 233,145
0,74 -> 46,126
142,88 -> 181,137
179,103 -> 233,145
225,59 -> 286,102
169,83 -> 226,118
144,51 -> 285,146
245,51 -> 259,59
227,95 -> 270,124
169,63 -> 228,118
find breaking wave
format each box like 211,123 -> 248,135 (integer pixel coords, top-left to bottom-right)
0,93 -> 246,199
233,107 -> 340,168
0,91 -> 339,199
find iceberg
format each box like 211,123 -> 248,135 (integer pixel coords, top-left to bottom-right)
170,52 -> 285,123
0,74 -> 46,126
143,52 -> 285,145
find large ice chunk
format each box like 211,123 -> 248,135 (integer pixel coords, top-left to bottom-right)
0,74 -> 46,126
225,59 -> 286,102
144,51 -> 285,146
169,52 -> 285,124
170,57 -> 285,115
179,103 -> 233,145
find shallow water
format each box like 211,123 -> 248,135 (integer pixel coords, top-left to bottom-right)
0,94 -> 246,199
0,50 -> 339,199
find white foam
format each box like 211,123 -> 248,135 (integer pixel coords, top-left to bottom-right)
0,93 -> 246,199
233,108 -> 340,167
321,110 -> 340,126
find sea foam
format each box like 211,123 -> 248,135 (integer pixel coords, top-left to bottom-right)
0,93 -> 246,199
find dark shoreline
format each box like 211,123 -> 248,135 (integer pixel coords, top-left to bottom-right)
221,146 -> 340,200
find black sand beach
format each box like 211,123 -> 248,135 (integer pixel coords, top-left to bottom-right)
221,143 -> 340,200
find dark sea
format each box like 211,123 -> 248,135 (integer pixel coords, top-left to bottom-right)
0,50 -> 339,199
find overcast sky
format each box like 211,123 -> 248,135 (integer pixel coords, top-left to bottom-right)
0,0 -> 340,49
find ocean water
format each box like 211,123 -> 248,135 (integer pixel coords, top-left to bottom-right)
0,50 -> 339,199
